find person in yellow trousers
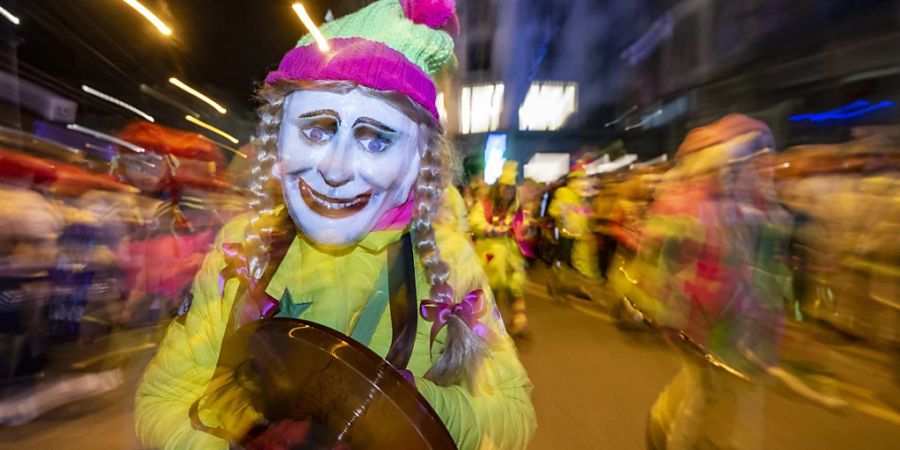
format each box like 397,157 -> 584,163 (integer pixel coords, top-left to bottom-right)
133,1 -> 535,449
549,168 -> 600,280
469,161 -> 529,335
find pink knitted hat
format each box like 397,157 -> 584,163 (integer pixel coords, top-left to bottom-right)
265,0 -> 458,124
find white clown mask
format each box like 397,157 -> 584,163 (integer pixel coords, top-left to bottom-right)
277,89 -> 424,248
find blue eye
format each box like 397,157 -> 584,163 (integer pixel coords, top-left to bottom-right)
361,137 -> 389,153
301,125 -> 334,144
354,125 -> 395,153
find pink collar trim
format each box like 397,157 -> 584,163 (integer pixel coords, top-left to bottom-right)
373,191 -> 415,231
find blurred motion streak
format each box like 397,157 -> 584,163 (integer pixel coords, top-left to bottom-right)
121,0 -> 172,36
168,77 -> 227,114
66,124 -> 146,154
1,0 -> 899,448
790,100 -> 896,122
292,3 -> 330,52
81,85 -> 155,122
0,6 -> 19,26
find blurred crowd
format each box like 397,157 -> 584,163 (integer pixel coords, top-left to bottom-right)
467,118 -> 899,355
0,120 -> 246,424
455,114 -> 900,448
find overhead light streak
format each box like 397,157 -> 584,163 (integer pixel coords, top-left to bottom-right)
184,115 -> 239,144
122,0 -> 172,36
292,3 -> 330,52
67,123 -> 146,153
168,77 -> 227,114
82,85 -> 154,122
0,6 -> 20,25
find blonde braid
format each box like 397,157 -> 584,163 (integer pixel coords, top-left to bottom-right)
230,85 -> 291,324
417,135 -> 488,387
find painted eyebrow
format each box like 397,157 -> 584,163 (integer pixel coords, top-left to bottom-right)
353,117 -> 397,133
297,109 -> 340,123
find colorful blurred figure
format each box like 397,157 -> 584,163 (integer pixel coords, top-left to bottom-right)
470,161 -> 529,335
632,115 -> 806,450
548,167 -> 600,280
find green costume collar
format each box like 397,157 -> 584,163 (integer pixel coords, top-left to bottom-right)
264,227 -> 408,305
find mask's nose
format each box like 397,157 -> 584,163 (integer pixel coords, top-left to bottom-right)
316,139 -> 354,188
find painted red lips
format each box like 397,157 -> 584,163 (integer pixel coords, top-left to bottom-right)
297,179 -> 372,219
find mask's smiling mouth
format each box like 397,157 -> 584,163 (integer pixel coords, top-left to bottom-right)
297,178 -> 372,219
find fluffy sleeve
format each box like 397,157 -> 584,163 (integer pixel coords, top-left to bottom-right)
134,218 -> 248,449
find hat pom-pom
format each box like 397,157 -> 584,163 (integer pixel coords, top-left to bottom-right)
400,0 -> 458,34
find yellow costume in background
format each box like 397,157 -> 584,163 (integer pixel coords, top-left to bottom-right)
549,173 -> 600,279
468,162 -> 528,334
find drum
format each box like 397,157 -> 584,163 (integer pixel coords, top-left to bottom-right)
192,318 -> 455,450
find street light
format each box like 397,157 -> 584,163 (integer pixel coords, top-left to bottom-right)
292,3 -> 329,52
82,85 -> 155,122
0,6 -> 20,25
168,77 -> 227,114
67,123 -> 146,153
121,0 -> 172,36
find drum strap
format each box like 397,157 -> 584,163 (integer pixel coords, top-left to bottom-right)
383,232 -> 418,371
348,232 -> 417,369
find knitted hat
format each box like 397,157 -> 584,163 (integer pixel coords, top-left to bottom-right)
498,160 -> 518,186
265,0 -> 458,124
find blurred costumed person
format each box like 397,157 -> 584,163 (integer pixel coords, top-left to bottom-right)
633,115 -> 842,450
548,166 -> 600,279
134,1 -> 535,449
468,161 -> 529,335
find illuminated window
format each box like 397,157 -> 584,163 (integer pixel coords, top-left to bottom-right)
483,133 -> 507,185
459,83 -> 504,134
518,82 -> 578,131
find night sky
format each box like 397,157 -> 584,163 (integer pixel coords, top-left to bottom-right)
10,1 -> 359,137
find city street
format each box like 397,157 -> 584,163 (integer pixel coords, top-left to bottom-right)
1,265 -> 899,449
519,265 -> 900,450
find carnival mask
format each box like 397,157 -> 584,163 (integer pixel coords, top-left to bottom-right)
277,89 -> 424,247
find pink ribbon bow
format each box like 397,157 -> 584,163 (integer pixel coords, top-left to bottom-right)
420,289 -> 491,348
